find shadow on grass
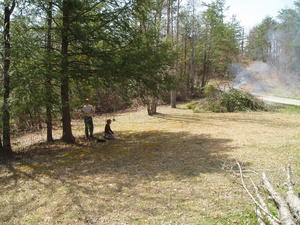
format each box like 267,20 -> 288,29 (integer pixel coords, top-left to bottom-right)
0,131 -> 239,191
0,130 -> 242,224
154,112 -> 205,122
3,130 -> 236,177
154,111 -> 300,128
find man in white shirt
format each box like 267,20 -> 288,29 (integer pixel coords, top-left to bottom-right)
82,98 -> 95,139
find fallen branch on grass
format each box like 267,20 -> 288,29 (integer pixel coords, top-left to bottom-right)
237,162 -> 300,225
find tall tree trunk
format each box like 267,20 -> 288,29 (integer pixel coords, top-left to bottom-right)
241,28 -> 245,55
190,0 -> 196,96
45,0 -> 54,142
156,0 -> 163,38
166,0 -> 171,35
171,0 -> 181,108
61,0 -> 75,143
201,50 -> 208,89
184,34 -> 189,97
168,0 -> 177,108
170,90 -> 176,108
190,38 -> 196,95
2,0 -> 15,157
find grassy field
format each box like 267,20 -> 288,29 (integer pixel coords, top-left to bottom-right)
1,104 -> 300,225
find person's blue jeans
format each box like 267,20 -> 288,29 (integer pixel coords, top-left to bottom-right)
84,116 -> 94,138
104,133 -> 115,140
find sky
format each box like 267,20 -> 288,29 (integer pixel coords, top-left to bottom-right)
224,0 -> 295,32
195,0 -> 296,33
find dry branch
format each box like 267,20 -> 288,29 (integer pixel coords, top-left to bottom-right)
262,173 -> 296,225
237,162 -> 300,225
286,165 -> 300,223
250,177 -> 280,225
255,207 -> 267,225
237,162 -> 281,224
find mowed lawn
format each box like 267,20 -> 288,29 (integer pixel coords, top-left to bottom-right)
1,105 -> 300,225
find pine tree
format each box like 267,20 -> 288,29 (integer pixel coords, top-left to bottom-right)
1,0 -> 16,157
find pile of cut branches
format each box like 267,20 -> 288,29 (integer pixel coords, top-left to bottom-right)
187,87 -> 268,113
238,163 -> 300,225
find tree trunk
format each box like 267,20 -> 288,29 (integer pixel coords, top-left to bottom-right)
0,136 -> 4,159
155,0 -> 163,44
46,81 -> 53,142
170,90 -> 176,108
184,34 -> 189,98
190,39 -> 196,95
241,28 -> 245,55
166,0 -> 171,35
168,0 -> 177,108
45,0 -> 54,142
190,0 -> 196,96
2,0 -> 15,157
201,50 -> 208,89
170,0 -> 181,108
147,97 -> 157,116
61,0 -> 75,143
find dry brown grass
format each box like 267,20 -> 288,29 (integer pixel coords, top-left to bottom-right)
1,105 -> 300,225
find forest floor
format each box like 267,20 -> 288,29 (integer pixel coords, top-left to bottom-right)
1,104 -> 300,225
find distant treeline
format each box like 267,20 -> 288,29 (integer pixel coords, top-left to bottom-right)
246,0 -> 300,73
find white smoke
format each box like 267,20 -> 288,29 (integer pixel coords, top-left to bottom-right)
231,24 -> 300,97
231,61 -> 300,97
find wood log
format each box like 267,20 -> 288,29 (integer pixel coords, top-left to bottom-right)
237,163 -> 300,225
255,207 -> 267,225
286,165 -> 300,223
262,173 -> 296,225
250,177 -> 280,225
237,162 -> 280,224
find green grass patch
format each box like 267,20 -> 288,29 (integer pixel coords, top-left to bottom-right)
274,104 -> 300,115
216,211 -> 258,225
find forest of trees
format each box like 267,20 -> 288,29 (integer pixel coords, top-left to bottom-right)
0,0 -> 249,157
246,0 -> 300,74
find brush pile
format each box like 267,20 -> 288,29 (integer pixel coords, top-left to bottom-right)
187,86 -> 268,113
238,164 -> 300,225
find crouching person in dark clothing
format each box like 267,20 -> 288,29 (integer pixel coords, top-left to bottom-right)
104,119 -> 115,140
82,98 -> 95,139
